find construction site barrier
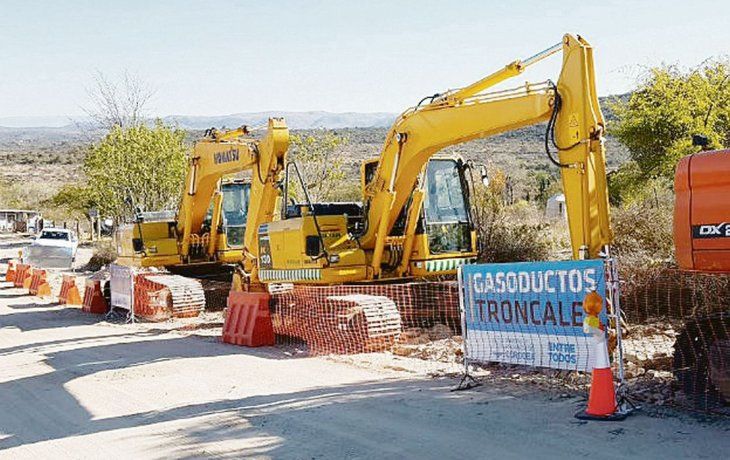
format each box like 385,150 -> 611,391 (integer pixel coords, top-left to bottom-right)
82,279 -> 109,314
27,268 -> 44,295
58,275 -> 82,305
28,269 -> 51,297
222,291 -> 275,347
270,287 -> 403,355
5,260 -> 16,282
13,264 -> 31,288
133,273 -> 205,321
460,260 -> 610,372
255,267 -> 728,416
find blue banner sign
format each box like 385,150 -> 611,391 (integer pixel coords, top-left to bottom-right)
460,259 -> 607,371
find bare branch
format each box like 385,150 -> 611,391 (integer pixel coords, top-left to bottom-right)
82,70 -> 155,131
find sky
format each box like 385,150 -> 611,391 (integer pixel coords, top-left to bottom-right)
0,0 -> 728,122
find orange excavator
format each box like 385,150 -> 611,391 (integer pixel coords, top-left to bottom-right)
672,138 -> 730,409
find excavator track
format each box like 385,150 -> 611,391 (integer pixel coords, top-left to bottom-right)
271,289 -> 402,355
134,273 -> 206,320
673,312 -> 730,412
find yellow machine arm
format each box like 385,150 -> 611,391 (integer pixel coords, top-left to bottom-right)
177,118 -> 289,261
362,34 -> 611,266
241,118 -> 289,277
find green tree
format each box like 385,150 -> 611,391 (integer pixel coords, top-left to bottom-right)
84,121 -> 188,220
610,60 -> 730,202
288,131 -> 353,202
50,184 -> 95,216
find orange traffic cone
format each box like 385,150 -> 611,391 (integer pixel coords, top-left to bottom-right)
575,335 -> 626,420
575,291 -> 627,421
585,365 -> 618,414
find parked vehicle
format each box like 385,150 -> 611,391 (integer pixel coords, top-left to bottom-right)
23,228 -> 78,269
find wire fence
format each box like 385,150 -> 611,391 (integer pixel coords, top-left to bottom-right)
270,282 -> 462,356
620,266 -> 730,413
266,263 -> 729,416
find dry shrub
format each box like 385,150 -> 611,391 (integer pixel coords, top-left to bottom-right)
472,177 -> 568,262
84,241 -> 117,271
611,199 -> 674,270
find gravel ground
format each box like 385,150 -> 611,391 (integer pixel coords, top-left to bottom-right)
1,234 -> 729,459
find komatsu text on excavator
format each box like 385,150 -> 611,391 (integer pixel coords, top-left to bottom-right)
253,34 -> 612,286
116,118 -> 289,278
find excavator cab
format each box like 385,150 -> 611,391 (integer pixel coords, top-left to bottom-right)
118,180 -> 251,268
421,158 -> 473,254
362,157 -> 476,275
220,179 -> 250,249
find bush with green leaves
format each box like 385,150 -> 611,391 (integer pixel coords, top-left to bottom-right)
83,121 -> 188,220
609,60 -> 730,203
471,168 -> 567,263
610,186 -> 675,268
288,131 -> 354,202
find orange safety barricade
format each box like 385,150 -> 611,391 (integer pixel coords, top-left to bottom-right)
82,279 -> 108,314
222,291 -> 275,347
58,275 -> 82,305
37,279 -> 52,298
13,264 -> 32,288
28,269 -> 47,295
5,261 -> 16,282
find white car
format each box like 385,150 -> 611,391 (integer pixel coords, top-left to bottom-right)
23,228 -> 79,269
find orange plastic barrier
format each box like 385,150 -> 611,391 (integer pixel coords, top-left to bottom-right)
222,291 -> 275,347
5,261 -> 16,282
133,274 -> 172,321
37,280 -> 52,297
58,275 -> 82,305
13,264 -> 31,288
82,279 -> 108,314
28,269 -> 47,295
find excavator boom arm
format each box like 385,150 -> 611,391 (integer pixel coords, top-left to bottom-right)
177,119 -> 289,261
243,118 -> 289,267
362,34 -> 611,263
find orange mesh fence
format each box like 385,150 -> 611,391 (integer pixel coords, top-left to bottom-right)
618,266 -> 730,414
264,264 -> 728,416
270,281 -> 462,357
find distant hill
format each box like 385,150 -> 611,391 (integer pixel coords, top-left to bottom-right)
0,99 -> 632,206
163,111 -> 397,130
0,111 -> 397,131
0,93 -> 627,131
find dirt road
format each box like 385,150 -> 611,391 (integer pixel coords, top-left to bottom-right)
1,237 -> 728,459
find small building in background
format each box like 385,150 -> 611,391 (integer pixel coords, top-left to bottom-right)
545,194 -> 567,221
0,209 -> 41,233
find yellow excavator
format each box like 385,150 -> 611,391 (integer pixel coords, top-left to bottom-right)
116,118 -> 289,277
253,34 -> 612,286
